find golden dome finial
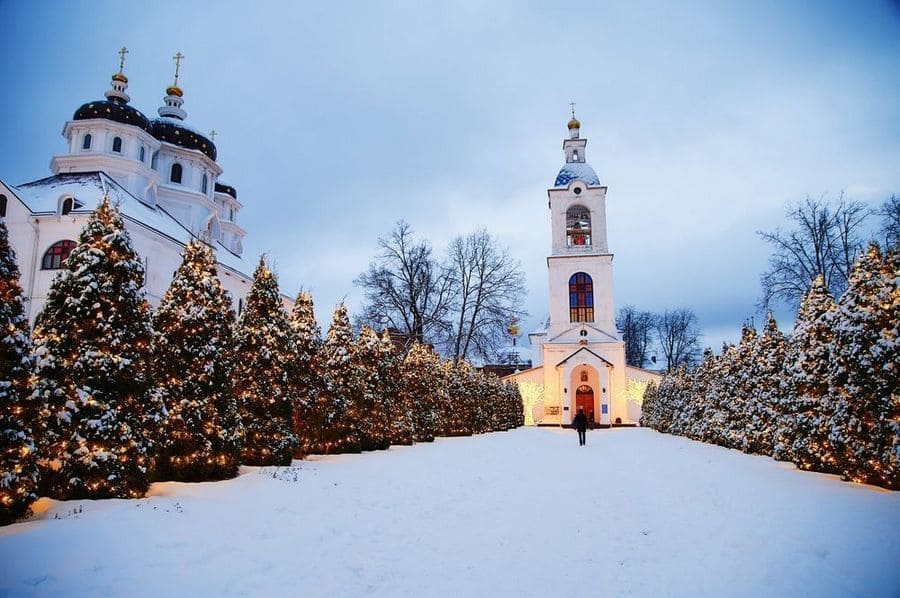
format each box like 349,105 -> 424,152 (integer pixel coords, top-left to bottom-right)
167,51 -> 184,97
567,100 -> 580,130
112,46 -> 129,83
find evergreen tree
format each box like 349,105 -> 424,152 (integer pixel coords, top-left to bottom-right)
354,326 -> 392,451
289,291 -> 324,457
320,303 -> 362,453
0,220 -> 39,524
745,313 -> 788,455
32,197 -> 158,499
383,331 -> 414,446
701,344 -> 733,447
639,381 -> 659,428
686,348 -> 717,442
445,360 -> 475,436
828,244 -> 899,488
722,326 -> 756,450
401,342 -> 440,442
233,258 -> 297,465
151,241 -> 241,481
784,276 -> 838,471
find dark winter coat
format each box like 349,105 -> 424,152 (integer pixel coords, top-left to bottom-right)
573,411 -> 588,432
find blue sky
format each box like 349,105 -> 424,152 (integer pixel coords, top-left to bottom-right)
1,0 -> 898,351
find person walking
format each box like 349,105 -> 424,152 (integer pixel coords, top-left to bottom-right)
573,407 -> 588,446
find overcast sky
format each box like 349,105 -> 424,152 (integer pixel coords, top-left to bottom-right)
2,0 -> 898,353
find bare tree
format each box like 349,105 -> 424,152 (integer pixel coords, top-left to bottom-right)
445,229 -> 527,361
654,308 -> 700,372
878,194 -> 899,250
354,221 -> 454,346
759,194 -> 871,309
616,305 -> 656,368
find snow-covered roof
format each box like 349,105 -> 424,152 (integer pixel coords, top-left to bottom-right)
554,162 -> 601,188
497,345 -> 533,363
10,172 -> 252,278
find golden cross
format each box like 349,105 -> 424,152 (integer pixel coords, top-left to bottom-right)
209,129 -> 217,141
118,47 -> 128,72
173,51 -> 184,84
570,101 -> 576,118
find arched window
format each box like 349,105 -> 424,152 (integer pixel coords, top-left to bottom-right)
112,136 -> 123,153
566,206 -> 592,247
139,145 -> 146,162
0,194 -> 6,218
569,272 -> 594,322
238,297 -> 244,315
82,134 -> 92,150
201,174 -> 208,194
42,240 -> 77,270
170,163 -> 183,184
61,197 -> 74,215
151,151 -> 159,170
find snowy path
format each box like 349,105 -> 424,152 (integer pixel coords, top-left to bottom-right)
1,427 -> 898,597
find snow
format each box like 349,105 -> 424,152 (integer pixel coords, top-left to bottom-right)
1,427 -> 898,597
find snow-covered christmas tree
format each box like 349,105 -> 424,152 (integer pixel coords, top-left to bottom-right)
354,326 -> 392,451
319,303 -> 362,454
151,240 -> 242,481
0,220 -> 39,524
233,258 -> 298,466
827,244 -> 898,488
31,197 -> 159,499
289,290 -> 324,457
784,275 -> 837,471
383,330 -> 414,446
401,342 -> 440,443
745,313 -> 788,455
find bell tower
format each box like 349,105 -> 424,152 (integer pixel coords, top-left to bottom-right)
515,111 -> 645,429
545,113 -> 616,339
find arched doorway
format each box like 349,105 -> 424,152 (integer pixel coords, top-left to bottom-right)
575,385 -> 595,425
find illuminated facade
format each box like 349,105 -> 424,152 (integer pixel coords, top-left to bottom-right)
0,50 -> 259,322
507,115 -> 658,426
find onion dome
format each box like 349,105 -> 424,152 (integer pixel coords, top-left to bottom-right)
150,118 -> 217,161
72,48 -> 152,132
73,100 -> 152,132
567,117 -> 581,130
150,52 -> 217,161
554,162 -> 601,188
214,182 -> 238,199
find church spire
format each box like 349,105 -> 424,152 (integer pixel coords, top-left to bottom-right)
567,101 -> 581,139
158,51 -> 187,120
104,46 -> 131,104
563,106 -> 586,164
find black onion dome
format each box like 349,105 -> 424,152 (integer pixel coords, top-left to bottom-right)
73,99 -> 152,132
214,182 -> 237,199
150,118 -> 217,161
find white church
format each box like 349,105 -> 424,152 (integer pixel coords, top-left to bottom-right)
0,49 -> 259,321
507,115 -> 659,427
